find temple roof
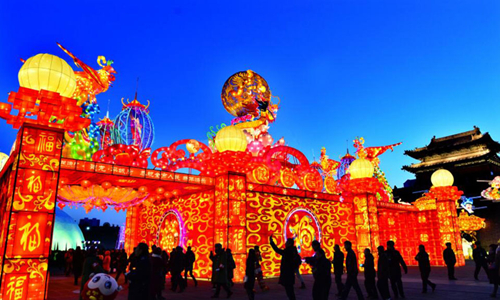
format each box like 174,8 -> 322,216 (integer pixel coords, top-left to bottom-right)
403,127 -> 500,174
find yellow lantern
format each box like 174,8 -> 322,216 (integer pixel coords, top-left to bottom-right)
18,53 -> 76,98
349,158 -> 374,179
431,169 -> 454,187
215,125 -> 247,152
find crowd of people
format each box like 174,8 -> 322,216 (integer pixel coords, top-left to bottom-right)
52,238 -> 500,300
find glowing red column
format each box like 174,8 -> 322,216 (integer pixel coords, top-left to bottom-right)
344,177 -> 381,263
427,186 -> 465,266
0,124 -> 64,300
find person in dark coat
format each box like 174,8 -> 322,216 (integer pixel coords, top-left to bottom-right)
340,241 -> 364,300
270,236 -> 300,300
227,248 -> 236,287
80,247 -> 104,300
245,249 -> 257,300
127,243 -> 151,300
377,246 -> 391,300
443,242 -> 457,280
210,243 -> 233,298
73,246 -> 84,286
254,245 -> 269,291
171,246 -> 186,293
115,249 -> 129,284
386,240 -> 407,298
363,248 -> 378,299
333,244 -> 345,296
473,241 -> 488,280
415,244 -> 436,293
306,241 -> 331,300
149,247 -> 166,300
489,244 -> 499,284
184,246 -> 197,287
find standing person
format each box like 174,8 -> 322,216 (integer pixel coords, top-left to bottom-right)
377,246 -> 391,300
184,246 -> 198,287
489,245 -> 499,284
73,247 -> 84,286
386,240 -> 408,298
270,236 -> 301,300
127,243 -> 151,300
306,241 -> 331,300
171,246 -> 186,293
490,246 -> 500,297
161,250 -> 169,292
115,249 -> 129,284
473,241 -> 488,280
227,248 -> 236,287
295,265 -> 306,289
443,242 -> 457,280
210,243 -> 233,298
254,245 -> 269,291
415,245 -> 436,293
245,249 -> 257,300
340,241 -> 364,300
363,248 -> 378,299
103,250 -> 111,273
150,247 -> 166,300
65,249 -> 73,277
80,248 -> 104,300
333,244 -> 345,296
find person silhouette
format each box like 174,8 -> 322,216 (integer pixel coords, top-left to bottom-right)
270,236 -> 301,300
386,240 -> 407,298
443,242 -> 457,280
339,241 -> 364,300
333,244 -> 345,296
415,244 -> 436,293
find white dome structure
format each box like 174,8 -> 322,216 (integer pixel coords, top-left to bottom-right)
52,208 -> 85,250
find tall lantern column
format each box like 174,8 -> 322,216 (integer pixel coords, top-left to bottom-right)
427,169 -> 465,266
0,124 -> 64,300
343,158 -> 381,263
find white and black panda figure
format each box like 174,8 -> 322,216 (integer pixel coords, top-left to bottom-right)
81,273 -> 122,300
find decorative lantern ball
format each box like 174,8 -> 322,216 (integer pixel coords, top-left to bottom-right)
81,273 -> 121,300
113,98 -> 155,152
258,133 -> 274,147
248,140 -> 264,154
215,126 -> 247,152
431,169 -> 454,187
349,158 -> 374,179
18,53 -> 76,97
186,139 -> 200,154
102,182 -> 112,189
221,70 -> 271,117
81,180 -> 92,188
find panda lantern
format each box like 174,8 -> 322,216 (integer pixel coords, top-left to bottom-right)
81,273 -> 122,300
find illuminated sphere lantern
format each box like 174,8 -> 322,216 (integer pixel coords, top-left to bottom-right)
349,158 -> 374,179
221,70 -> 271,117
113,98 -> 155,151
431,169 -> 454,187
18,53 -> 76,97
215,125 -> 247,152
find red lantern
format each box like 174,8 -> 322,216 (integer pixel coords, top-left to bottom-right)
164,191 -> 173,199
156,187 -> 165,194
172,189 -> 180,197
81,180 -> 91,188
102,182 -> 112,189
138,186 -> 148,193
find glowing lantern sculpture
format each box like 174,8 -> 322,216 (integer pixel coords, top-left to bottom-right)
431,169 -> 454,187
337,150 -> 355,180
215,125 -> 247,152
481,176 -> 500,201
97,115 -> 115,150
349,158 -> 374,179
18,53 -> 76,98
113,97 -> 155,151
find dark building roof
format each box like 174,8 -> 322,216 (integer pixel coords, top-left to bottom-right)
403,127 -> 500,174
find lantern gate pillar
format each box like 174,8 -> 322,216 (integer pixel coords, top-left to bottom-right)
0,124 -> 64,300
214,172 -> 247,281
344,178 -> 381,263
429,186 -> 465,266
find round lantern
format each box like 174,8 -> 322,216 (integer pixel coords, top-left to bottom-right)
186,140 -> 200,154
349,158 -> 374,179
215,126 -> 247,152
18,53 -> 76,97
431,169 -> 454,187
113,98 -> 155,152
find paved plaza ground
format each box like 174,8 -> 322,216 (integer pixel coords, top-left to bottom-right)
48,261 -> 494,300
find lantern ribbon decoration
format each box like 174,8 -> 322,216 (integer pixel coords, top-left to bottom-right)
0,87 -> 90,131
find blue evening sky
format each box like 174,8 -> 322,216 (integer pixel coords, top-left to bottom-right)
1,1 -> 499,225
